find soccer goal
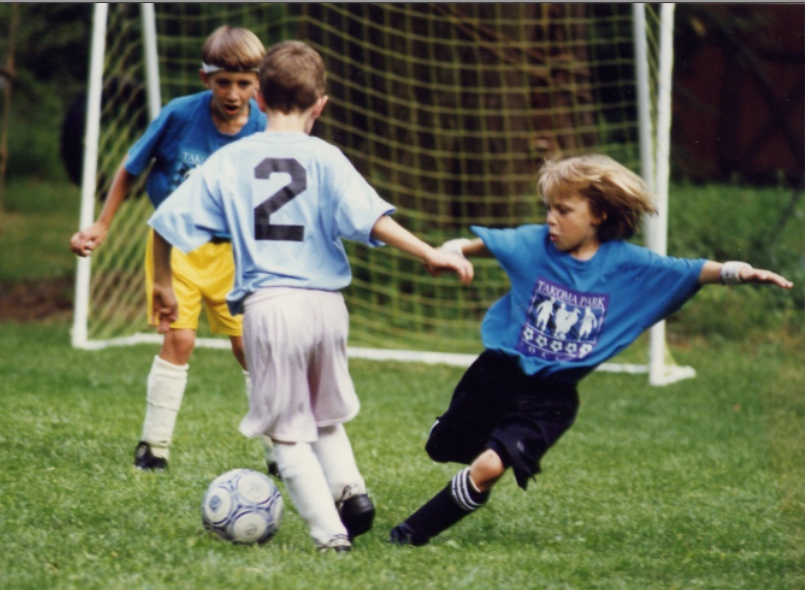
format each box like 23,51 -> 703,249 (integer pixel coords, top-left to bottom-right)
72,3 -> 692,386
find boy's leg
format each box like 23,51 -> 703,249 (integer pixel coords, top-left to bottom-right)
389,353 -> 510,544
389,464 -> 492,546
262,436 -> 280,478
425,351 -> 517,465
136,329 -> 195,469
139,232 -> 199,470
312,424 -> 375,540
274,440 -> 351,551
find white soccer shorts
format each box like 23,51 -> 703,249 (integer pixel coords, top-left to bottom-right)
239,288 -> 360,443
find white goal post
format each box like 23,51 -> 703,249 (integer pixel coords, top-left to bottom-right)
72,3 -> 692,386
634,3 -> 696,386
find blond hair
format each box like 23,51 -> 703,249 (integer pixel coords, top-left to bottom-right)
537,154 -> 657,241
202,26 -> 265,72
259,41 -> 327,114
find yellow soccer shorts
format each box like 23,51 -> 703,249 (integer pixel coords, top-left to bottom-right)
145,229 -> 242,336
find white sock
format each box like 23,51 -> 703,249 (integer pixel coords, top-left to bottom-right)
312,424 -> 366,504
243,370 -> 276,466
141,355 -> 188,459
274,441 -> 348,547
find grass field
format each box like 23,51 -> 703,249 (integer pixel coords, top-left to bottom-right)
0,320 -> 802,589
0,175 -> 803,588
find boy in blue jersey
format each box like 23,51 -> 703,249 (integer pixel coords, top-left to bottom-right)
147,41 -> 473,552
389,153 -> 793,547
69,26 -> 278,474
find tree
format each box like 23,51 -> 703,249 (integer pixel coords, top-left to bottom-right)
0,3 -> 18,226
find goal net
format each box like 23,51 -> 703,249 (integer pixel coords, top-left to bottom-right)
73,3 -> 691,384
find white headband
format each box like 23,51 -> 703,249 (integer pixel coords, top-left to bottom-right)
201,62 -> 259,74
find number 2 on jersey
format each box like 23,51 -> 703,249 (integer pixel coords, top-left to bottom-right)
254,158 -> 305,241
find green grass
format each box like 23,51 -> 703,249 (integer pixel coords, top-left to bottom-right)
0,320 -> 802,590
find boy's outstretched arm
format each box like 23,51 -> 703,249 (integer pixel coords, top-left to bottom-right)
70,158 -> 137,257
151,231 -> 179,333
439,237 -> 492,258
699,260 -> 793,288
370,215 -> 474,285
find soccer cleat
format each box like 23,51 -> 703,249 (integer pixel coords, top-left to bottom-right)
267,460 -> 281,480
337,487 -> 375,541
318,533 -> 352,553
133,441 -> 168,471
388,522 -> 430,547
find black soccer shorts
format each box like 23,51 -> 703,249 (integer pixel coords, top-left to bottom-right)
425,350 -> 579,490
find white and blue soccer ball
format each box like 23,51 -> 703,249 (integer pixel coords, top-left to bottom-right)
201,468 -> 284,545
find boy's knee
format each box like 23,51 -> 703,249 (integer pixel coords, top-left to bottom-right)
424,417 -> 464,463
424,418 -> 445,460
425,438 -> 449,463
160,329 -> 196,365
469,449 -> 506,492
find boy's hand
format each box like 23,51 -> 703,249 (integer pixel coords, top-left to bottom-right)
423,250 -> 474,285
70,222 -> 108,257
151,283 -> 179,334
740,267 -> 793,289
367,216 -> 474,284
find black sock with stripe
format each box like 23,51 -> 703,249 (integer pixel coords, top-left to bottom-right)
393,468 -> 489,545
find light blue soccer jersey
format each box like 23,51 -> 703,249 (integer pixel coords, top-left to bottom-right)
472,224 -> 706,383
126,90 -> 267,209
148,132 -> 396,315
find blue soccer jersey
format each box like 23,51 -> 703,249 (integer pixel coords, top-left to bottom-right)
472,224 -> 706,383
148,131 -> 396,315
126,90 -> 267,209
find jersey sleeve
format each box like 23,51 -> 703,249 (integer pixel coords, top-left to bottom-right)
471,224 -> 545,274
329,149 -> 395,245
471,225 -> 526,257
625,245 -> 706,328
125,103 -> 177,176
146,163 -> 227,253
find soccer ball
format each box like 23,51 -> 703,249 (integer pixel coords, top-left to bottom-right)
201,468 -> 284,545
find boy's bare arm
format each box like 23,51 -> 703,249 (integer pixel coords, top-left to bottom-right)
370,215 -> 474,285
70,158 -> 137,257
699,260 -> 793,288
151,231 -> 179,333
440,237 -> 491,258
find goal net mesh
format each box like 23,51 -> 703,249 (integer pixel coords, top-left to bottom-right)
78,3 -> 664,361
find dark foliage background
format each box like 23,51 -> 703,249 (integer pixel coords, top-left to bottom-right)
0,4 -> 801,187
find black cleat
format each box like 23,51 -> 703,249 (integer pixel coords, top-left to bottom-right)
338,491 -> 375,541
388,522 -> 430,546
267,461 -> 281,480
133,441 -> 168,471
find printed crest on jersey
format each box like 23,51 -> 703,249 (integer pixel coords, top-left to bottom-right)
171,149 -> 207,192
516,278 -> 608,362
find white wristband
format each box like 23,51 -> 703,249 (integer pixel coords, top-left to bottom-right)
720,261 -> 752,285
440,238 -> 471,259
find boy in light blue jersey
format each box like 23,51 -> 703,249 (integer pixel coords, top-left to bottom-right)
70,26 -> 277,474
148,40 -> 473,552
389,154 -> 793,547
